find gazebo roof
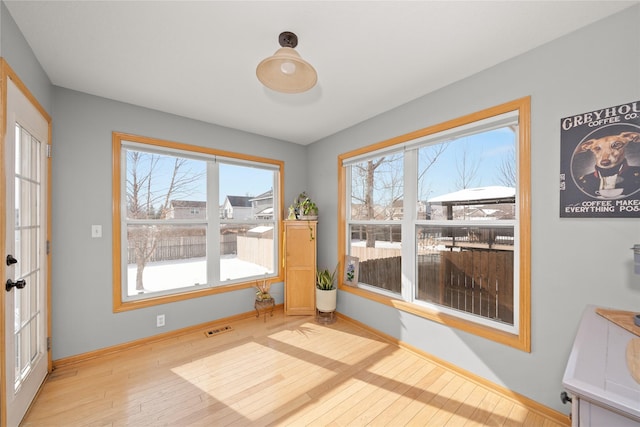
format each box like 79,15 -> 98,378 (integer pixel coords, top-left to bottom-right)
428,186 -> 515,205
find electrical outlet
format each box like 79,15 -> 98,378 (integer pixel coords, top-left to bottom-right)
156,314 -> 165,327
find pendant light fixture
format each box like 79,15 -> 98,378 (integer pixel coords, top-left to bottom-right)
256,31 -> 317,94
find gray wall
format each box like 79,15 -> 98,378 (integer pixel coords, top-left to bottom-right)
307,5 -> 640,414
0,1 -> 52,113
50,88 -> 308,359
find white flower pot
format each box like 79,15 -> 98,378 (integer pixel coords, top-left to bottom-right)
316,288 -> 337,312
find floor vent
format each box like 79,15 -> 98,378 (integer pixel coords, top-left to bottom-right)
205,325 -> 233,337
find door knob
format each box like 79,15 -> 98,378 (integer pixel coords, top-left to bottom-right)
6,254 -> 17,266
6,279 -> 26,292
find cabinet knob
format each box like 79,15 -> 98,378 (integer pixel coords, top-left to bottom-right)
560,391 -> 572,404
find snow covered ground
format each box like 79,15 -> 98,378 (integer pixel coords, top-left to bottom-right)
351,239 -> 401,249
127,255 -> 271,295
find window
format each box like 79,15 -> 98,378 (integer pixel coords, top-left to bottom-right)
348,153 -> 404,296
112,133 -> 283,311
339,98 -> 530,351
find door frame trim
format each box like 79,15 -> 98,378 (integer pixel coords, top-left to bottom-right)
0,58 -> 52,427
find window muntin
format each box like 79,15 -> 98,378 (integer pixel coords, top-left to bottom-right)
339,98 -> 530,350
113,133 -> 282,310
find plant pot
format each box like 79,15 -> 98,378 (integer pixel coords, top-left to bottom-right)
299,215 -> 318,221
255,292 -> 271,301
316,288 -> 337,312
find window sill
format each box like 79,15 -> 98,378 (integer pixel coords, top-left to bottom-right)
113,276 -> 282,313
338,284 -> 530,352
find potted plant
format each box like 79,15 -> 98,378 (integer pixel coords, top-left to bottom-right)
254,277 -> 272,301
316,266 -> 337,312
290,192 -> 318,220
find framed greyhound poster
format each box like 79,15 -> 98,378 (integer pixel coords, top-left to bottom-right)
560,100 -> 640,218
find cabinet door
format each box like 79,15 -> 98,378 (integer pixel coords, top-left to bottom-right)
579,398 -> 640,427
284,222 -> 316,315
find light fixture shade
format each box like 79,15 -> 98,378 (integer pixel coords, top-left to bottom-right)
256,46 -> 317,94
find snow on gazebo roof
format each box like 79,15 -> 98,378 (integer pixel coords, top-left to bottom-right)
428,186 -> 515,205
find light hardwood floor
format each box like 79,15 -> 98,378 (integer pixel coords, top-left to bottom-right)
23,310 -> 569,426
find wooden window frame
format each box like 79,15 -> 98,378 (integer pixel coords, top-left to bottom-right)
112,132 -> 285,312
338,97 -> 531,351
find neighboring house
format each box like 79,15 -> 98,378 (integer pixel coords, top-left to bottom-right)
387,199 -> 403,220
417,200 -> 431,220
166,200 -> 206,219
350,200 -> 404,221
221,195 -> 252,219
350,203 -> 385,220
250,189 -> 274,220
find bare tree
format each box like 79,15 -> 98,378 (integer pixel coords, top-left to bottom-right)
351,155 -> 403,247
418,141 -> 451,206
497,133 -> 517,187
351,143 -> 451,246
127,151 -> 204,291
455,142 -> 480,190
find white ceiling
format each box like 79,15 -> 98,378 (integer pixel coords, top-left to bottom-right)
5,1 -> 637,145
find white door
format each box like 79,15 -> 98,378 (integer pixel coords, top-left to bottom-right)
3,77 -> 50,426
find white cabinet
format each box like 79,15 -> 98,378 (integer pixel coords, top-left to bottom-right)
563,305 -> 640,426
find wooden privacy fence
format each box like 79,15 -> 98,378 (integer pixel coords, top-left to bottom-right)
350,246 -> 401,263
220,233 -> 237,255
418,250 -> 514,324
358,249 -> 514,325
128,233 -> 272,269
128,235 -> 206,264
359,256 -> 402,293
237,235 -> 273,270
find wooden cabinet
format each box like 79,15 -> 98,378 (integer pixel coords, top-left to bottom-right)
284,221 -> 317,315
